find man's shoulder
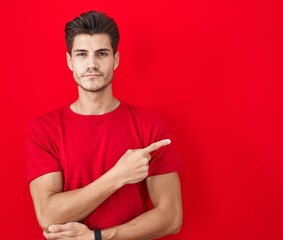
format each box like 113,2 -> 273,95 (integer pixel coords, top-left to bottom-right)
121,102 -> 166,130
122,102 -> 160,121
30,105 -> 68,128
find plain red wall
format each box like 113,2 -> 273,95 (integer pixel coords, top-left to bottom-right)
1,0 -> 282,239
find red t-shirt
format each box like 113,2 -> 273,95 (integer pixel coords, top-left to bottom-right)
28,102 -> 180,229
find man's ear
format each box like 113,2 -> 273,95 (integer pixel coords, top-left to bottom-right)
114,51 -> 120,70
66,52 -> 73,71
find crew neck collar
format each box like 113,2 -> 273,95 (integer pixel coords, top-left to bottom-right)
66,101 -> 123,119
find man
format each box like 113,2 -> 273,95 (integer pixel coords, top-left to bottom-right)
28,11 -> 182,240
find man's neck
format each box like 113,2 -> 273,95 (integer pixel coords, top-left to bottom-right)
70,87 -> 120,115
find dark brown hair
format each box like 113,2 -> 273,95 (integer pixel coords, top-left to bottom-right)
65,11 -> 120,55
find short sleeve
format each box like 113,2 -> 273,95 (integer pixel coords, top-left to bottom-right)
148,117 -> 180,177
27,119 -> 62,183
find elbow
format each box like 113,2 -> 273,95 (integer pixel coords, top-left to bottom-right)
38,219 -> 50,232
36,210 -> 55,232
171,215 -> 183,234
169,209 -> 183,234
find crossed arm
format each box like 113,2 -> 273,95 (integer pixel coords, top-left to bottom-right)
30,140 -> 183,239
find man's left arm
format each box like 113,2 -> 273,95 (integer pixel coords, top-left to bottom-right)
102,172 -> 182,239
44,172 -> 182,240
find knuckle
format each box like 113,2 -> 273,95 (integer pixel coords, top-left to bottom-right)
68,222 -> 75,228
141,158 -> 149,165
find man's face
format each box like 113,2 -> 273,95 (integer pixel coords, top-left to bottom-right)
67,34 -> 119,93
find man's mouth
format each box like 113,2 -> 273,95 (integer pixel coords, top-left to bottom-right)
83,73 -> 102,77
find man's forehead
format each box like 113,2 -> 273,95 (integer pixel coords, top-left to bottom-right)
72,33 -> 112,52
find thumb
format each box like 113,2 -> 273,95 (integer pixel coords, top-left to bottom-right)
48,224 -> 66,233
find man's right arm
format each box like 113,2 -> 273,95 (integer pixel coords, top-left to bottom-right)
30,168 -> 121,232
29,139 -> 171,232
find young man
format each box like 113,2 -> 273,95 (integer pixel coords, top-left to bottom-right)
28,11 -> 182,240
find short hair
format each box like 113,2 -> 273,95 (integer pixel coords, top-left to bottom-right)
65,11 -> 120,55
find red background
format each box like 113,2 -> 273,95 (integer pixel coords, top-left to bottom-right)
1,0 -> 283,239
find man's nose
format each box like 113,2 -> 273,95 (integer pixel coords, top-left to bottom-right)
87,56 -> 99,69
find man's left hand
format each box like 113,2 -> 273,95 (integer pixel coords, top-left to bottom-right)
43,222 -> 94,240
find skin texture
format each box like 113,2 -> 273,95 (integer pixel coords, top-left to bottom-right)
30,33 -> 183,240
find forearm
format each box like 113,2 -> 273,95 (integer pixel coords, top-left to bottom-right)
37,168 -> 123,230
43,208 -> 181,240
43,173 -> 183,240
102,207 -> 182,240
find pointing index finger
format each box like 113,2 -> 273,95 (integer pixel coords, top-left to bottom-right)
142,139 -> 171,154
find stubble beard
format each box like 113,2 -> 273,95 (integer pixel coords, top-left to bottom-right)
75,77 -> 113,93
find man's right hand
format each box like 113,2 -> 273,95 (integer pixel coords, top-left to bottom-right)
112,139 -> 171,185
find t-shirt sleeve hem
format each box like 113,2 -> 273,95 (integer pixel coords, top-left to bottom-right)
28,166 -> 62,183
147,165 -> 181,177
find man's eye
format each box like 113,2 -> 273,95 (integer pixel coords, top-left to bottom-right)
97,52 -> 108,57
76,53 -> 87,57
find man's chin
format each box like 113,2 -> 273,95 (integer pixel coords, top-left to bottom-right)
76,82 -> 112,93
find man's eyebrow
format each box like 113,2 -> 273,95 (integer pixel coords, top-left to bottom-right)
95,48 -> 111,52
73,49 -> 88,52
73,48 -> 111,53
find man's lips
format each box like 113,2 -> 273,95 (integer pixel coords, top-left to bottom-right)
83,73 -> 102,77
